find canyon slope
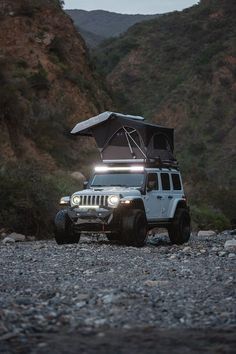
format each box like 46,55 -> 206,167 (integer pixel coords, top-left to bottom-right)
0,0 -> 111,170
0,0 -> 112,235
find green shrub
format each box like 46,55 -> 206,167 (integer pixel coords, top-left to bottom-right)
29,66 -> 49,90
0,162 -> 79,238
49,37 -> 67,63
18,0 -> 64,16
191,205 -> 231,231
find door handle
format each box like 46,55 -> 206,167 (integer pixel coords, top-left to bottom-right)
157,196 -> 162,200
168,196 -> 173,199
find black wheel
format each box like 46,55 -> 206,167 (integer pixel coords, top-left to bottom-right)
168,208 -> 191,245
121,209 -> 148,247
54,210 -> 80,245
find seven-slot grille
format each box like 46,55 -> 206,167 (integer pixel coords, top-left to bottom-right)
80,195 -> 109,207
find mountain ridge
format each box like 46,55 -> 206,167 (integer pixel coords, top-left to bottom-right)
66,9 -> 160,47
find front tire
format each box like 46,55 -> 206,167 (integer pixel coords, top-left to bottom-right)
168,208 -> 191,245
121,209 -> 148,247
54,210 -> 80,245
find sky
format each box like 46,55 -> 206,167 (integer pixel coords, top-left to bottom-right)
64,0 -> 199,14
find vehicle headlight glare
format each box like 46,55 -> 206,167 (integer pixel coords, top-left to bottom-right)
72,196 -> 81,205
108,195 -> 120,207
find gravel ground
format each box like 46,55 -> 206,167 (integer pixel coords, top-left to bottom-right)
0,232 -> 235,353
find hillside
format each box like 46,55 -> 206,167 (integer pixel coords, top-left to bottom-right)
94,0 -> 236,224
0,0 -> 112,235
66,10 -> 160,47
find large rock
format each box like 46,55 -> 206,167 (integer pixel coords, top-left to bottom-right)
2,237 -> 15,244
7,233 -> 26,242
224,239 -> 236,252
71,172 -> 86,181
197,230 -> 217,237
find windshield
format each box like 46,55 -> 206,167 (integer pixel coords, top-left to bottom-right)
91,173 -> 145,188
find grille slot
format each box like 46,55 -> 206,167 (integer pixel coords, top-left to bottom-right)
79,195 -> 108,207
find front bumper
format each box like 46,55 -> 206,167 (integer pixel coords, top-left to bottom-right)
67,207 -> 116,232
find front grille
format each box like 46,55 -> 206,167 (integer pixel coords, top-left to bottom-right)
80,195 -> 109,207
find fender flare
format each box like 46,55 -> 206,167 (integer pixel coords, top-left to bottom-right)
169,199 -> 188,218
120,197 -> 145,212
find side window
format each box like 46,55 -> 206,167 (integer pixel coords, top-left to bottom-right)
171,174 -> 182,190
147,173 -> 159,191
161,173 -> 170,190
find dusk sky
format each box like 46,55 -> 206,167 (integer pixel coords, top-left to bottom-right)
64,0 -> 199,14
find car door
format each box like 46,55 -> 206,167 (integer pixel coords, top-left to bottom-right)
144,173 -> 162,220
160,172 -> 172,219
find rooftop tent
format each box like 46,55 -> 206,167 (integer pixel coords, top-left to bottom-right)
71,112 -> 176,165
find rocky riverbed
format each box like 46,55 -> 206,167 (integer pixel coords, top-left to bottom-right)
0,232 -> 235,353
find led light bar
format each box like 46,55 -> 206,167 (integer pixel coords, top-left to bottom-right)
94,166 -> 144,172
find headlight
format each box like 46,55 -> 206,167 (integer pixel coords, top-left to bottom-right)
72,195 -> 81,205
108,195 -> 120,207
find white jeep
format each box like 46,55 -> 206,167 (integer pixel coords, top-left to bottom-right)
54,112 -> 191,246
55,164 -> 190,246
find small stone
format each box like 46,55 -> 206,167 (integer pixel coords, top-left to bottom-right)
144,280 -> 160,287
77,293 -> 90,301
169,255 -> 176,259
102,294 -> 116,304
27,236 -> 36,242
33,243 -> 44,250
37,343 -> 47,348
97,332 -> 105,337
224,239 -> 236,252
94,319 -> 107,326
75,301 -> 86,309
218,251 -> 226,257
198,230 -> 216,237
2,237 -> 15,244
183,246 -> 191,252
211,247 -> 218,252
228,253 -> 235,259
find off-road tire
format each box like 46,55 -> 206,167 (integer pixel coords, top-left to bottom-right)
121,209 -> 148,247
168,208 -> 191,245
54,210 -> 80,245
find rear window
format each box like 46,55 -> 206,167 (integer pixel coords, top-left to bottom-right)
161,173 -> 170,190
171,174 -> 182,190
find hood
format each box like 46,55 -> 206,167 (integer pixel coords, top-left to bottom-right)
73,188 -> 142,197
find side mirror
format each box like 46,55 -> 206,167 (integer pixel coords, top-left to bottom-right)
59,196 -> 70,206
83,181 -> 88,189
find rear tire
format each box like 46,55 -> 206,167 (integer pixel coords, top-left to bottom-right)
54,210 -> 80,245
121,209 -> 148,247
168,208 -> 191,245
